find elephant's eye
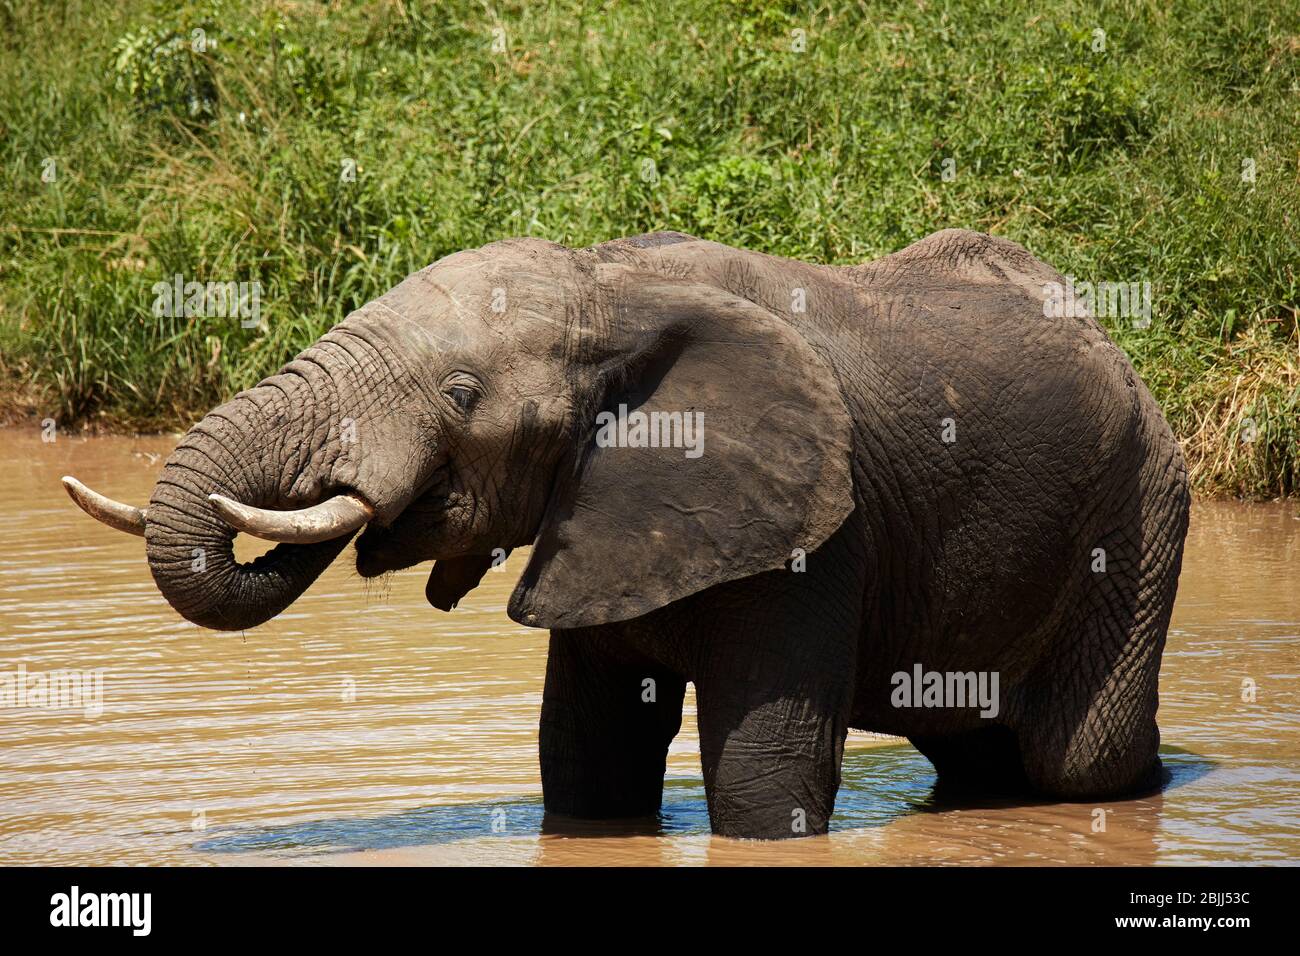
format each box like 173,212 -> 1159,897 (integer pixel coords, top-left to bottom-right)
446,385 -> 478,413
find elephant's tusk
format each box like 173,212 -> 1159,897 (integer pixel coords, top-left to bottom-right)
62,476 -> 148,537
208,492 -> 375,544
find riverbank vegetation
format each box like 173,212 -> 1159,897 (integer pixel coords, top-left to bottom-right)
1,0 -> 1297,496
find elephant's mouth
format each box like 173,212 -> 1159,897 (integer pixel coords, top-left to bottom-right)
354,492 -> 454,578
354,526 -> 417,577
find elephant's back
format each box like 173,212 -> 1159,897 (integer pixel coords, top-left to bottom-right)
839,232 -> 1173,690
849,228 -> 1151,458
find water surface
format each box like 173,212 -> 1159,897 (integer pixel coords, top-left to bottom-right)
1,433 -> 1296,865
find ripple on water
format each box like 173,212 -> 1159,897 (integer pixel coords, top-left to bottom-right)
0,436 -> 1297,865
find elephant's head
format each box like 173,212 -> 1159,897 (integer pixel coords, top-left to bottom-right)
65,234 -> 855,632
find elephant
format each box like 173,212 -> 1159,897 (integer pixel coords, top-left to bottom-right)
64,228 -> 1190,840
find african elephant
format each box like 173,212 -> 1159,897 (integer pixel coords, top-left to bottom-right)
65,229 -> 1190,839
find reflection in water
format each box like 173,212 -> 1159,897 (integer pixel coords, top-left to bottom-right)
194,747 -> 1217,866
0,433 -> 1296,865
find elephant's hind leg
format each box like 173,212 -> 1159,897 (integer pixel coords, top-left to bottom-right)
539,628 -> 686,820
1017,657 -> 1165,801
1016,478 -> 1187,800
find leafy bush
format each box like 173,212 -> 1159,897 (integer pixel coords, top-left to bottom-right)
111,20 -> 221,124
1,0 -> 1297,496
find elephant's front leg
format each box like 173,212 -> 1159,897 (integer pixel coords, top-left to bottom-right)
539,628 -> 686,820
694,605 -> 857,840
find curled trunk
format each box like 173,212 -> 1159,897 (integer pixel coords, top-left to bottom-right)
145,372 -> 351,631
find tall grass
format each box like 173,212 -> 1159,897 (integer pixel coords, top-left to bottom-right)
1,0 -> 1297,495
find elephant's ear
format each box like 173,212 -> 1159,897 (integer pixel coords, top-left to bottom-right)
507,265 -> 854,630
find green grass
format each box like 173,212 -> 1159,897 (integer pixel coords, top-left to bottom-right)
1,0 -> 1297,496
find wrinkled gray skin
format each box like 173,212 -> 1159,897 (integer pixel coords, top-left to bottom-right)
138,229 -> 1189,839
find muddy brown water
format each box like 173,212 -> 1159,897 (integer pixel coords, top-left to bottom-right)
1,432 -> 1297,865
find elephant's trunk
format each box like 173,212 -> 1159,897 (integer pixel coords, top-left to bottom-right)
144,366 -> 356,632
82,317 -> 439,631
